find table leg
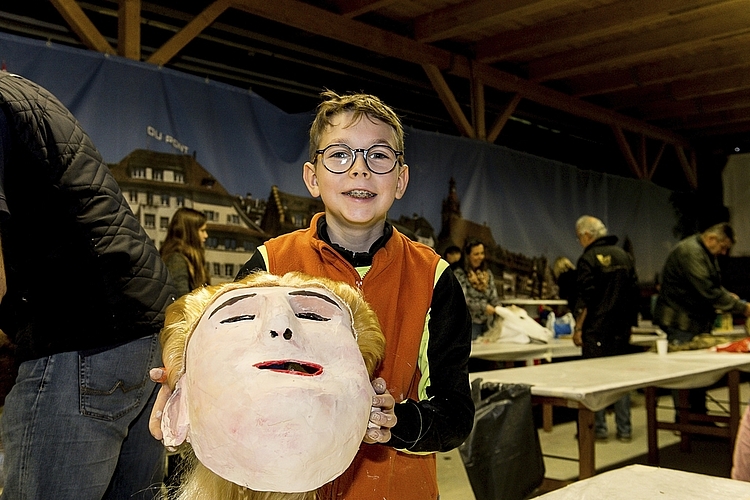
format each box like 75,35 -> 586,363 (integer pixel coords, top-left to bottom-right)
578,406 -> 596,479
645,386 -> 659,465
729,369 -> 740,450
543,403 -> 554,432
678,389 -> 691,452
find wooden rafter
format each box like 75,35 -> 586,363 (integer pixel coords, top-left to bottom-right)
670,66 -> 750,100
413,0 -> 564,43
641,90 -> 750,121
475,0 -> 735,63
602,63 -> 750,110
228,0 -> 690,149
470,68 -> 485,140
528,1 -> 750,82
422,64 -> 475,139
693,120 -> 750,138
647,142 -> 667,180
332,0 -> 400,18
568,34 -> 750,97
50,0 -> 115,54
118,0 -> 141,60
147,0 -> 230,66
612,126 -> 645,179
675,146 -> 698,189
487,93 -> 521,144
676,108 -> 750,130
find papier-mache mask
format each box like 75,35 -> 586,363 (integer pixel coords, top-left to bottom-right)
159,271 -> 385,498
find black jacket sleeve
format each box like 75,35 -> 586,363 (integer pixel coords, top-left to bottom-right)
236,250 -> 267,279
386,267 -> 475,452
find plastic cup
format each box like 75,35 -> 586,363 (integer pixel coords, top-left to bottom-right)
656,338 -> 668,356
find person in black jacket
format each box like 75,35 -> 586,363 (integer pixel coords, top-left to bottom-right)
573,215 -> 639,442
0,72 -> 177,499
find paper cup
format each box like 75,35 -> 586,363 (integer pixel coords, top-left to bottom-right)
656,338 -> 668,356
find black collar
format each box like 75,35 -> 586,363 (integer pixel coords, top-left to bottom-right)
316,216 -> 393,267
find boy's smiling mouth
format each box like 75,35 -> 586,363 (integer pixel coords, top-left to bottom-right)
345,189 -> 375,199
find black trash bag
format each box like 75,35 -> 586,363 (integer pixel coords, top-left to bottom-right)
459,378 -> 545,500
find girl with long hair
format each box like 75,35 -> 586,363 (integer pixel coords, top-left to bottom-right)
160,208 -> 209,297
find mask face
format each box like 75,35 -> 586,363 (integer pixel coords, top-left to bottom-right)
163,286 -> 374,492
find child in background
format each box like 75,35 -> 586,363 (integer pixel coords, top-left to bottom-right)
160,207 -> 209,297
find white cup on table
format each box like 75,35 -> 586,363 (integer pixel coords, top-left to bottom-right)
656,338 -> 668,356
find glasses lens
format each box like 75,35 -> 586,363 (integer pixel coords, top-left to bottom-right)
322,145 -> 354,173
366,146 -> 398,174
320,144 -> 400,174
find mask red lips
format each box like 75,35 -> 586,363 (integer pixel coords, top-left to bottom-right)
253,360 -> 323,376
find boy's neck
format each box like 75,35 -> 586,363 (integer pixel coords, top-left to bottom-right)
324,218 -> 387,253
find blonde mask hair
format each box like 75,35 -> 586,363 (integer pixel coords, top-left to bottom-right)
160,271 -> 385,500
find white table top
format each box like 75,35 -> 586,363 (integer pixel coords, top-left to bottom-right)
470,338 -> 581,361
499,298 -> 568,305
535,464 -> 750,499
470,349 -> 750,411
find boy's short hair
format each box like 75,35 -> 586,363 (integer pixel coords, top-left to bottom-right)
309,90 -> 405,162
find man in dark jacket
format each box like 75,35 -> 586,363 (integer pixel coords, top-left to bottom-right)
654,223 -> 750,343
653,222 -> 750,417
573,215 -> 639,442
0,73 -> 177,499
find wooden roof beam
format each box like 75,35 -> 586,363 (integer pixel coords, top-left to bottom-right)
50,0 -> 115,54
675,146 -> 698,189
669,66 -> 750,100
422,64 -> 475,139
640,88 -> 750,121
331,0 -> 400,19
612,126 -> 645,179
228,0 -> 690,149
673,108 -> 750,130
470,67 -> 485,140
691,120 -> 750,138
147,0 -> 230,66
487,93 -> 521,143
528,1 -> 750,82
475,0 -> 731,63
118,0 -> 141,60
567,34 -> 750,97
599,62 -> 750,111
413,0 -> 555,43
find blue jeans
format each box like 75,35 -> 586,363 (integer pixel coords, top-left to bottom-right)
595,393 -> 631,437
0,334 -> 165,500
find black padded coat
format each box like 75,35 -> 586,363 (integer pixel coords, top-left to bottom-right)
0,73 -> 177,362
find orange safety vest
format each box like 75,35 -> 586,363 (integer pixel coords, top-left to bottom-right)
263,213 -> 441,500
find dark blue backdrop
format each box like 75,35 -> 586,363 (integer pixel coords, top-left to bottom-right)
0,31 -> 676,281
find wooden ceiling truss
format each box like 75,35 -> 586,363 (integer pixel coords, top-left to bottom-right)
30,0 -> 750,189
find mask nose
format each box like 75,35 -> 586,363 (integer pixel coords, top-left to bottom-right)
270,328 -> 293,340
261,295 -> 297,341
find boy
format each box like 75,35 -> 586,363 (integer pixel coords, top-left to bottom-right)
151,91 -> 474,499
236,91 -> 474,499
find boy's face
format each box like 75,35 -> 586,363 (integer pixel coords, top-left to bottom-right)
303,112 -> 409,233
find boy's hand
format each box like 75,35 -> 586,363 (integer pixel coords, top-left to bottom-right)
364,377 -> 396,444
148,367 -> 171,441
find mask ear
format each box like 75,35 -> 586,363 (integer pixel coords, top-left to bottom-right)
161,375 -> 190,449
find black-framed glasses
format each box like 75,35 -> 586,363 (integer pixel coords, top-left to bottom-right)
315,143 -> 403,175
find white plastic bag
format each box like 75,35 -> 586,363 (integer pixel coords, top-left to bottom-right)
494,306 -> 553,343
545,311 -> 575,338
